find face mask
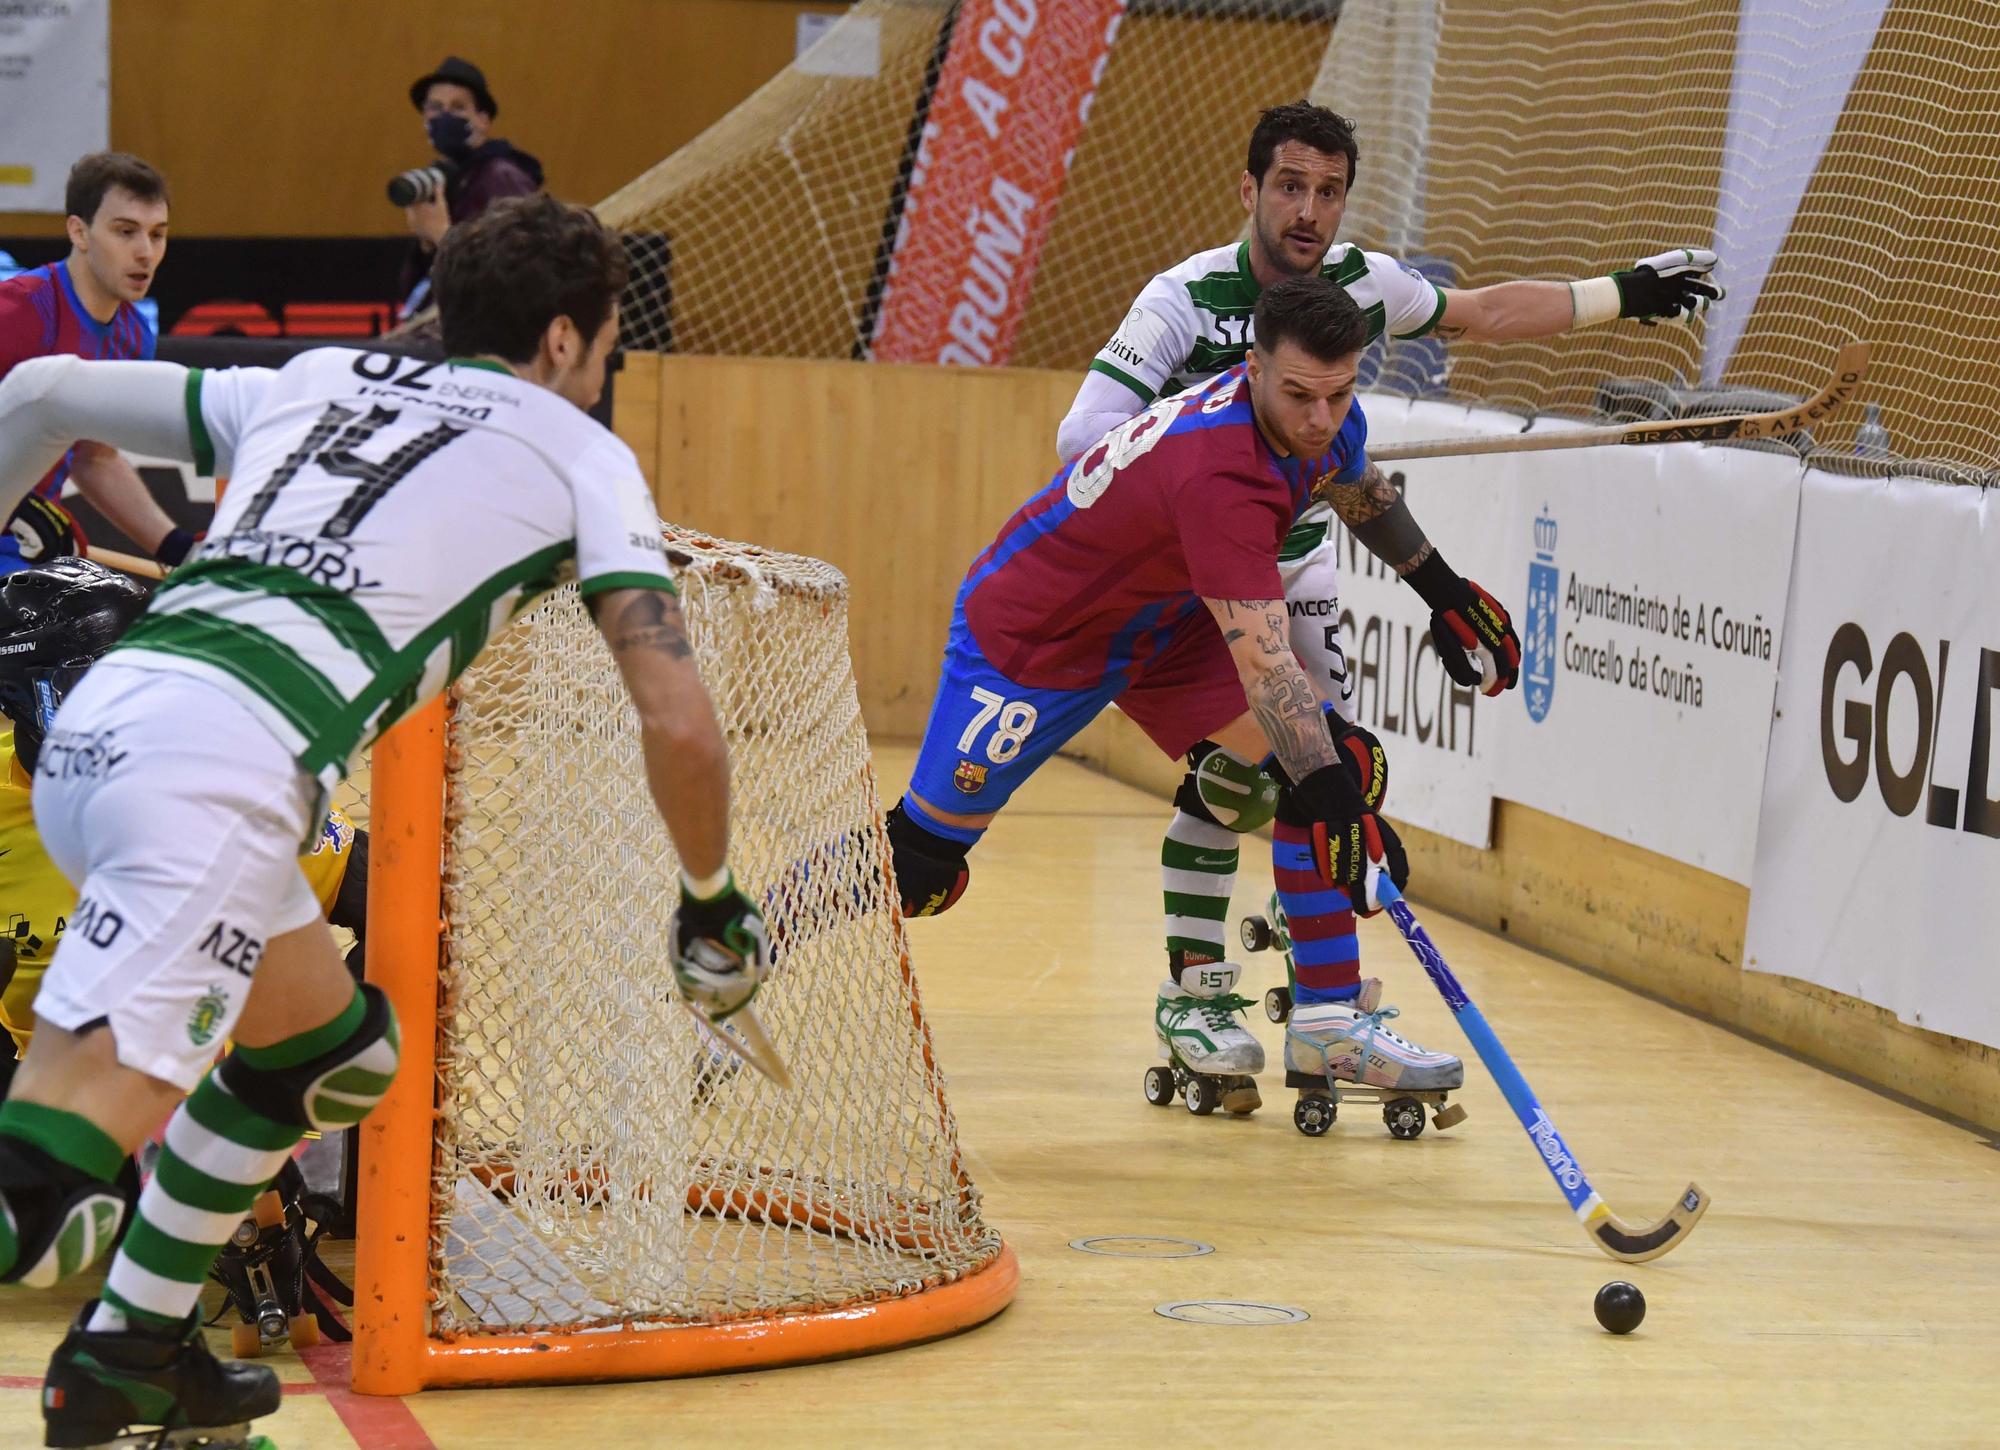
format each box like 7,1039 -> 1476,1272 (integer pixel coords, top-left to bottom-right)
427,112 -> 474,157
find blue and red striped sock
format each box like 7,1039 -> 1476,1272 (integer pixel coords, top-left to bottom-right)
1271,820 -> 1363,1005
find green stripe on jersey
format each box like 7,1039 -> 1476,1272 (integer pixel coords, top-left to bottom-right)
1086,358 -> 1155,404
162,558 -> 394,671
184,369 -> 216,476
300,540 -> 574,778
118,609 -> 344,740
1398,282 -> 1448,340
577,570 -> 681,599
1279,519 -> 1329,562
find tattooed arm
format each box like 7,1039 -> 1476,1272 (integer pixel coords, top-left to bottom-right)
1316,461 -> 1435,576
589,587 -> 731,878
1204,596 -> 1341,784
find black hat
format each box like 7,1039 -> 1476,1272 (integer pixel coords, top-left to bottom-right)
409,56 -> 497,117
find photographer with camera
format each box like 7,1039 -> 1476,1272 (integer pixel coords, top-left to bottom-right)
395,56 -> 544,318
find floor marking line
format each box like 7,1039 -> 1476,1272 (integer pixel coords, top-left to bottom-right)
298,1341 -> 438,1450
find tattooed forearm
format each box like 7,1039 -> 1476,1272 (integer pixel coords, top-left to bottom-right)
606,590 -> 694,660
1321,463 -> 1434,575
1215,598 -> 1290,655
1247,660 -> 1340,781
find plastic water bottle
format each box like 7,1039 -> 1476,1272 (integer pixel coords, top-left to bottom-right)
1854,402 -> 1893,462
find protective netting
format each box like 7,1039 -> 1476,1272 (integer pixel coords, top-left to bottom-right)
425,528 -> 1000,1335
602,0 -> 1998,477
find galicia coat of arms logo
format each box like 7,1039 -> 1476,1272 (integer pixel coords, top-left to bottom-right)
1522,505 -> 1559,723
953,759 -> 988,795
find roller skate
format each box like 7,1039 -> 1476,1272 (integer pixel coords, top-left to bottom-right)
41,1299 -> 280,1448
1283,978 -> 1468,1139
207,1159 -> 350,1358
1142,962 -> 1264,1117
1238,890 -> 1299,1024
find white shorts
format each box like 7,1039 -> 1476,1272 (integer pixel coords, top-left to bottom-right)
1278,528 -> 1354,718
30,663 -> 322,1091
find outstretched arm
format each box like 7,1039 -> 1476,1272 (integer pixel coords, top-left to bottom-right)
1433,246 -> 1723,343
67,443 -> 188,563
0,358 -> 200,516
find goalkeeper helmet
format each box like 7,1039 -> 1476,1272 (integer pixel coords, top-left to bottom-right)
0,558 -> 149,771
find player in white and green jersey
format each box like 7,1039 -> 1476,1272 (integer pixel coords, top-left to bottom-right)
1060,101 -> 1725,1107
0,196 -> 769,1450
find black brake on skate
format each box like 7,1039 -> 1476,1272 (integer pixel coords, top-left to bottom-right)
206,1159 -> 355,1346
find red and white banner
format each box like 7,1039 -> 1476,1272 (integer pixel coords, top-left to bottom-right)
869,0 -> 1124,366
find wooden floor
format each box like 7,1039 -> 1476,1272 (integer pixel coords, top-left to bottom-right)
4,746 -> 1997,1448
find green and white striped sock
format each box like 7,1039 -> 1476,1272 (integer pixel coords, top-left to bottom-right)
1162,810 -> 1239,977
89,989 -> 372,1331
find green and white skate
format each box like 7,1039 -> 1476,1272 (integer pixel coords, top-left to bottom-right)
1142,963 -> 1264,1117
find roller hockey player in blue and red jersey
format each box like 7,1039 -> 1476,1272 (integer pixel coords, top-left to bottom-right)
889,275 -> 1518,1119
0,152 -> 193,577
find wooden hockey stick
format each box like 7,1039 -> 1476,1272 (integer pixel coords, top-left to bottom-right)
681,1000 -> 795,1092
1374,877 -> 1709,1262
1368,341 -> 1868,463
85,545 -> 165,580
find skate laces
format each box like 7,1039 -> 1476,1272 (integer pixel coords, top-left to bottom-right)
1288,1003 -> 1413,1075
1167,991 -> 1255,1033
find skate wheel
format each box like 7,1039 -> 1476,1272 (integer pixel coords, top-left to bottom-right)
250,1190 -> 286,1230
1142,1065 -> 1177,1107
1183,1074 -> 1219,1116
1433,1101 -> 1467,1130
231,1321 -> 264,1359
287,1312 -> 322,1351
1263,986 -> 1292,1024
1240,915 -> 1274,952
1383,1098 -> 1427,1140
1292,1094 -> 1334,1137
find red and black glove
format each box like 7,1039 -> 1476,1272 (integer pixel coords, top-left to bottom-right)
1407,553 -> 1521,697
1287,758 -> 1408,915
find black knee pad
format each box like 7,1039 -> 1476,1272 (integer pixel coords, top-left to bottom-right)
219,983 -> 401,1133
1173,745 -> 1224,826
886,803 -> 971,918
0,1134 -> 133,1288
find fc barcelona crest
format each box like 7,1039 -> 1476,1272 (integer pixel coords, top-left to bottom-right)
953,759 -> 988,795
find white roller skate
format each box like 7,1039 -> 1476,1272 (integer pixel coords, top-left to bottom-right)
1283,977 -> 1468,1139
1143,963 -> 1264,1118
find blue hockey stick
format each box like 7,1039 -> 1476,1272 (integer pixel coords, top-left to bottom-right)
1374,877 -> 1709,1263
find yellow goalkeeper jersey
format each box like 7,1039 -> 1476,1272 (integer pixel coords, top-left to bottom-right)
0,730 -> 357,1055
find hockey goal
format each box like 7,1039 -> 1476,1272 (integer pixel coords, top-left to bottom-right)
350,527 -> 1015,1393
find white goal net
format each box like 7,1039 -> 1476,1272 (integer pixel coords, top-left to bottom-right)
602,0 -> 1998,478
422,529 -> 1001,1336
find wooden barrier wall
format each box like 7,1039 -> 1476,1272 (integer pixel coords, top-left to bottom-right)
613,351 -> 2000,1133
0,0 -> 837,238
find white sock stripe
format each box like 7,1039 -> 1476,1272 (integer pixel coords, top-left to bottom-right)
135,1178 -> 251,1246
1162,866 -> 1236,897
1166,812 -> 1237,850
104,1254 -> 203,1319
1164,913 -> 1228,941
163,1107 -> 296,1188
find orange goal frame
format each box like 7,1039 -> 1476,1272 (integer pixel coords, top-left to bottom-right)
350,699 -> 1019,1395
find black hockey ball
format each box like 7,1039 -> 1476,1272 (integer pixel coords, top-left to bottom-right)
1594,1280 -> 1646,1334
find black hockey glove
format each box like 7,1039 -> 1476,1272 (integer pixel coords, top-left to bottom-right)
1406,553 -> 1521,697
6,495 -> 77,565
671,873 -> 770,1022
1611,248 -> 1723,325
1333,720 -> 1388,811
1289,761 -> 1409,914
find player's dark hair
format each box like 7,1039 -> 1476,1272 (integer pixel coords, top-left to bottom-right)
65,152 -> 170,225
1252,275 -> 1369,363
1246,101 -> 1359,189
433,194 -> 629,363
